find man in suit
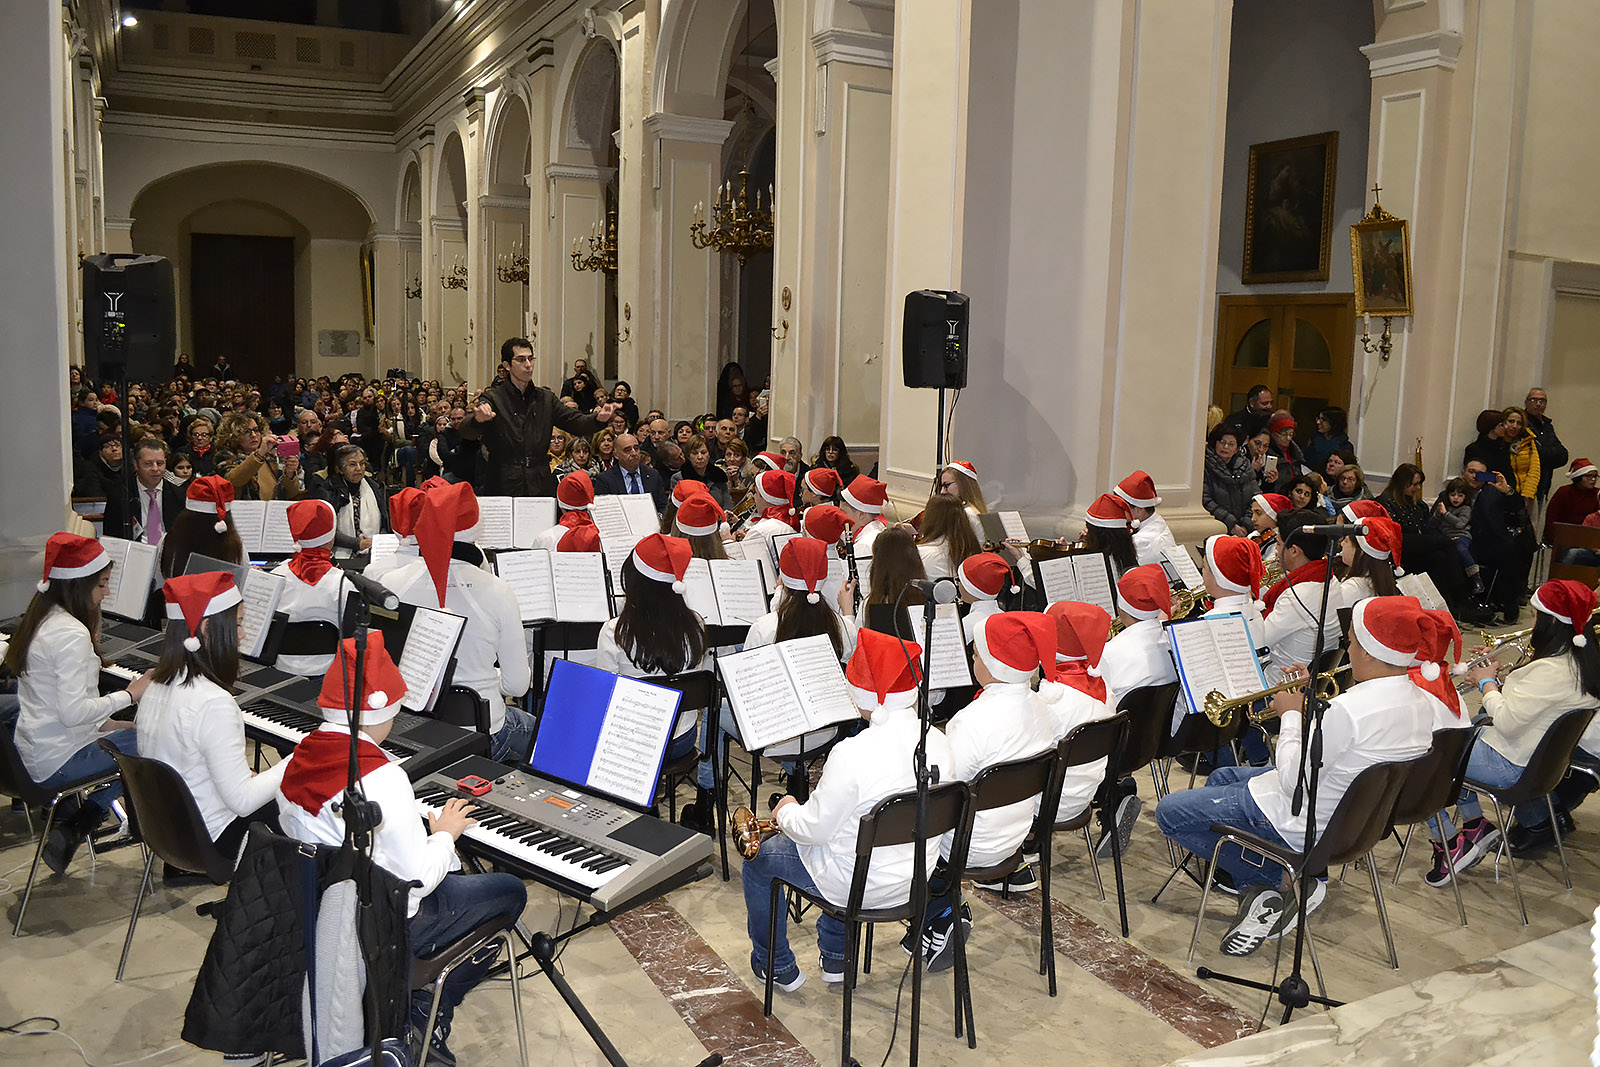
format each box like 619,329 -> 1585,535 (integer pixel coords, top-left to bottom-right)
103,438 -> 185,545
595,433 -> 668,512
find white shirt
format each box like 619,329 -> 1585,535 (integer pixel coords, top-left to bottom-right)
774,704 -> 954,909
917,538 -> 955,579
276,724 -> 459,916
595,616 -> 710,739
851,518 -> 887,590
1098,617 -> 1184,732
15,607 -> 133,780
1042,681 -> 1114,821
1131,513 -> 1178,568
384,556 -> 529,732
269,560 -> 345,675
743,595 -> 859,661
1484,655 -> 1600,765
943,681 -> 1056,866
363,539 -> 419,583
961,599 -> 1001,644
135,481 -> 167,545
1261,576 -> 1342,669
1332,575 -> 1374,613
136,673 -> 288,840
1247,674 -> 1432,844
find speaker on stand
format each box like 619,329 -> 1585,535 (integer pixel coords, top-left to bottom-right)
901,289 -> 969,467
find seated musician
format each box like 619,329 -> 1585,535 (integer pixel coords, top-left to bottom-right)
1093,565 -> 1177,853
137,573 -> 285,860
740,469 -> 800,562
752,450 -> 785,473
383,481 -> 536,764
957,552 -> 1014,642
1082,492 -> 1140,578
742,628 -> 955,991
1332,516 -> 1402,611
528,470 -> 597,554
799,503 -> 851,610
1154,596 -> 1437,957
1197,535 -> 1273,768
1249,493 -> 1290,562
1260,510 -> 1342,669
161,475 -> 246,579
275,634 -> 526,1066
1043,601 -> 1117,823
1340,497 -> 1388,525
1114,470 -> 1179,567
672,492 -> 730,560
913,613 -> 1059,968
853,525 -> 926,630
916,494 -> 982,579
659,477 -> 708,538
270,499 -> 343,675
800,467 -> 842,508
840,475 -> 890,588
364,486 -> 424,581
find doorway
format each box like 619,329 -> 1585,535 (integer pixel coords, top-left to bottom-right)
190,233 -> 295,383
1212,293 -> 1355,445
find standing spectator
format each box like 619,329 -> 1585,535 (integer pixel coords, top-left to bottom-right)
1523,387 -> 1569,505
211,354 -> 233,379
1203,425 -> 1256,537
610,379 -> 640,427
1501,406 -> 1542,505
559,358 -> 591,400
1465,460 -> 1533,624
1463,409 -> 1514,485
71,388 -> 101,458
716,362 -> 751,419
814,435 -> 860,483
1302,406 -> 1352,477
1221,384 -> 1275,442
730,405 -> 752,444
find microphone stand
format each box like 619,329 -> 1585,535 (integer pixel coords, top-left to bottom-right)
1195,549 -> 1343,1025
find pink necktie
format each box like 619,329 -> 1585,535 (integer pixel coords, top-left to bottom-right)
146,488 -> 163,543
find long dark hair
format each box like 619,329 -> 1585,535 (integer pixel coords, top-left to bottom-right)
818,435 -> 859,480
1318,406 -> 1348,437
1084,524 -> 1139,577
1527,610 -> 1600,702
917,495 -> 981,568
775,588 -> 847,659
160,509 -> 245,578
1340,540 -> 1400,596
615,558 -> 707,675
150,603 -> 241,689
865,525 -> 926,608
1378,463 -> 1425,507
679,531 -> 728,560
2,566 -> 108,675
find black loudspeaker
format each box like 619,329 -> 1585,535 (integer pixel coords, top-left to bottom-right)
81,253 -> 175,383
902,289 -> 969,389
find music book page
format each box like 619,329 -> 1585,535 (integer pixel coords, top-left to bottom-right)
368,533 -> 401,565
238,567 -> 285,659
495,549 -> 557,622
767,530 -> 799,574
394,606 -> 464,712
229,500 -> 267,554
586,675 -> 680,806
998,511 -> 1029,542
718,645 -> 810,751
710,558 -> 768,624
775,634 -> 858,732
724,539 -> 746,561
551,552 -> 611,622
1035,556 -> 1080,605
1166,613 -> 1267,718
680,558 -> 722,626
98,537 -> 130,614
475,495 -> 515,550
618,495 -> 660,539
259,500 -> 297,555
1398,573 -> 1446,613
922,605 -> 974,689
1162,545 -> 1205,590
1070,554 -> 1117,615
512,497 -> 558,549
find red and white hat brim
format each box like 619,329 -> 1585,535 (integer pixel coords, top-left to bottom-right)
1531,587 -> 1578,626
971,618 -> 1035,684
840,487 -> 882,514
1252,495 -> 1280,521
849,683 -> 917,712
632,553 -> 682,588
1204,537 -> 1249,596
558,500 -> 592,512
1349,598 -> 1415,667
756,483 -> 789,508
1113,485 -> 1160,508
959,567 -> 1001,601
1569,463 -> 1598,479
945,461 -> 978,482
164,584 -> 243,622
1085,513 -> 1128,529
677,515 -> 719,537
47,550 -> 111,581
1120,603 -> 1163,622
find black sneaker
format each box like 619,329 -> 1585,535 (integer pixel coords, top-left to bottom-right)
408,1021 -> 457,1067
1219,885 -> 1289,957
819,954 -> 845,985
1508,820 -> 1565,858
41,823 -> 86,876
1095,794 -> 1142,859
919,910 -> 958,974
1210,865 -> 1240,897
974,862 -> 1039,893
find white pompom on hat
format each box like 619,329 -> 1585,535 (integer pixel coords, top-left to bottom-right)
37,531 -> 110,592
185,475 -> 235,533
1532,579 -> 1598,648
316,631 -> 409,726
162,572 -> 242,653
779,537 -> 831,605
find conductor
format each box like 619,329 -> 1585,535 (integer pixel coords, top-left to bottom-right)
457,338 -> 618,497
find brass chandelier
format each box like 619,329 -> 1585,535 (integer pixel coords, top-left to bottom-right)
571,211 -> 618,274
690,170 -> 773,266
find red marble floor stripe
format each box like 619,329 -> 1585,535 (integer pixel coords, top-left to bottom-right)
610,898 -> 822,1067
977,887 -> 1260,1047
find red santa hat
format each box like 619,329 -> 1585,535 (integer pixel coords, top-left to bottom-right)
1252,493 -> 1292,522
414,481 -> 481,607
1532,579 -> 1598,648
388,487 -> 425,539
556,523 -> 601,553
316,631 -> 409,726
674,494 -> 724,537
753,451 -> 786,471
671,479 -> 708,507
801,503 -> 850,545
973,610 -> 1058,687
841,475 -> 887,515
1351,596 -> 1449,678
420,475 -> 453,491
1112,470 -> 1161,509
37,532 -> 110,592
1116,564 -> 1173,622
959,552 -> 1018,600
845,627 -> 922,712
756,469 -> 797,515
1354,515 -> 1405,574
1086,492 -> 1136,530
1047,601 -> 1111,670
185,475 -> 235,533
779,537 -> 831,604
162,571 -> 242,652
288,498 -> 336,548
945,459 -> 979,484
1205,535 -> 1266,606
1568,458 -> 1598,480
557,470 -> 596,512
1341,499 -> 1387,524
803,467 -> 843,499
631,533 -> 693,593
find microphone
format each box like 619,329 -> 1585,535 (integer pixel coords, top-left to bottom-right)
343,570 -> 399,611
1299,524 -> 1365,538
907,576 -> 959,604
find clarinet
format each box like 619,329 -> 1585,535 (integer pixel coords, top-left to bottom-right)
842,521 -> 861,614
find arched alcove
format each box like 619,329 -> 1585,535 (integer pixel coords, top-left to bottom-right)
484,90 -> 534,349
553,39 -> 621,381
433,131 -> 471,384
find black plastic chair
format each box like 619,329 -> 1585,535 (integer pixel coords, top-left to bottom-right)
411,916 -> 527,1067
1387,725 -> 1480,926
762,781 -> 972,1067
1051,714 -> 1131,924
275,619 -> 341,660
1095,683 -> 1178,931
714,721 -> 848,881
640,671 -> 718,824
1155,707 -> 1247,798
98,740 -> 236,980
0,728 -> 120,935
433,684 -> 492,738
1463,707 -> 1597,925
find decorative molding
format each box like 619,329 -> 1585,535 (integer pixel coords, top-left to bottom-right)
1360,31 -> 1464,78
643,113 -> 734,145
1383,0 -> 1428,12
544,162 -> 616,184
478,193 -> 531,211
100,110 -> 394,150
430,217 -> 466,232
763,57 -> 780,79
524,35 -> 556,72
811,28 -> 894,70
412,123 -> 435,148
104,217 -> 134,233
849,0 -> 897,11
462,85 -> 488,123
369,230 -> 422,243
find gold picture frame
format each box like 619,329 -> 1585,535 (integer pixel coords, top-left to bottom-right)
1350,206 -> 1413,318
1242,131 -> 1339,284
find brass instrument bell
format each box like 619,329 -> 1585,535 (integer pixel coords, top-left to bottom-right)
732,806 -> 783,860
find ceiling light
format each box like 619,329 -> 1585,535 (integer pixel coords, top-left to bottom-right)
121,14 -> 139,27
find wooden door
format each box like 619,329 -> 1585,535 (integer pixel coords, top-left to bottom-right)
190,234 -> 296,383
1213,294 -> 1355,445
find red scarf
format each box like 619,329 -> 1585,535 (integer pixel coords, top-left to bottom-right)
1409,665 -> 1463,718
287,546 -> 335,586
558,510 -> 595,531
1053,662 -> 1107,703
763,505 -> 799,530
1262,559 -> 1328,616
852,518 -> 882,543
280,728 -> 391,816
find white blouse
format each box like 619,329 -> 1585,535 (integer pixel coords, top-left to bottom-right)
14,608 -> 132,781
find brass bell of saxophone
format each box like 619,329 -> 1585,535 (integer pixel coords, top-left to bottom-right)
732,806 -> 783,860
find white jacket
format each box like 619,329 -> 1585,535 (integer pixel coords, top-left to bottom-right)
15,608 -> 132,781
1097,618 -> 1177,713
137,673 -> 288,840
774,705 -> 954,909
1042,683 -> 1113,821
1484,655 -> 1600,766
917,538 -> 955,580
1262,577 -> 1342,669
851,518 -> 886,590
269,561 -> 345,675
363,540 -> 418,583
743,597 -> 859,661
943,681 -> 1056,866
1131,513 -> 1179,568
595,617 -> 710,740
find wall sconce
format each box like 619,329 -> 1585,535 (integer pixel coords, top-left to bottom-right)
771,286 -> 791,340
617,302 -> 631,344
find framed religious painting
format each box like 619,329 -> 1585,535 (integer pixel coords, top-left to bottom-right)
1350,207 -> 1414,318
1242,131 -> 1339,284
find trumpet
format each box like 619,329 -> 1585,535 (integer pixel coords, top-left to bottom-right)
1171,585 -> 1212,620
732,806 -> 783,860
1202,665 -> 1350,727
1262,557 -> 1286,588
1453,627 -> 1535,691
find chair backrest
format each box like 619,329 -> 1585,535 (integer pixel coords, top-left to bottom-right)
276,620 -> 341,658
0,726 -> 48,805
1158,703 -> 1245,760
968,747 -> 1061,839
1113,682 -> 1179,776
433,684 -> 491,735
1495,707 -> 1599,805
99,740 -> 233,883
640,670 -> 718,739
1389,726 -> 1479,825
844,780 -> 971,910
1304,758 -> 1414,870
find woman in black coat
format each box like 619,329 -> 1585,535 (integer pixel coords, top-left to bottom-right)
1202,425 -> 1257,536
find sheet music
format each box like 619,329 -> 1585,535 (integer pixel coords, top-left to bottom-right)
776,634 -> 859,732
495,549 -> 556,622
710,558 -> 768,624
998,511 -> 1029,541
618,495 -> 661,538
238,567 -> 285,659
767,529 -> 800,576
98,536 -> 131,615
116,540 -> 158,619
258,500 -> 297,555
1398,572 -> 1446,613
229,500 -> 267,554
718,645 -> 809,752
1035,556 -> 1080,606
1162,545 -> 1205,590
588,496 -> 635,542
1070,554 -> 1117,614
587,676 -> 680,807
724,539 -> 746,561
394,606 -> 464,712
475,495 -> 515,550
368,533 -> 401,565
512,497 -> 558,549
922,605 -> 974,689
551,552 -> 611,621
679,558 -> 722,626
1166,613 -> 1267,717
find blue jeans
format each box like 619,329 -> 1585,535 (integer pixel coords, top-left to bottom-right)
396,445 -> 417,486
1154,765 -> 1292,889
695,703 -> 803,790
1429,739 -> 1523,840
742,833 -> 844,978
491,703 -> 536,766
408,872 -> 527,1028
34,728 -> 138,814
1452,538 -> 1478,571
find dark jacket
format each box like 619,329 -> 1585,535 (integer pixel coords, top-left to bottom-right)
1462,433 -> 1513,486
456,379 -> 604,496
595,462 -> 668,513
310,472 -> 391,551
670,464 -> 731,511
1526,414 -> 1569,499
103,479 -> 187,543
1202,448 -> 1257,533
1302,432 -> 1351,478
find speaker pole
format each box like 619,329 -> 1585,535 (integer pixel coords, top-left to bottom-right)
935,387 -> 946,469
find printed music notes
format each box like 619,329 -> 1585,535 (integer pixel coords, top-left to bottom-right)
1034,552 -> 1118,615
463,496 -> 560,551
1397,572 -> 1447,613
679,558 -> 769,626
1162,545 -> 1205,590
238,567 -> 286,659
475,495 -> 515,550
923,604 -> 974,689
590,496 -> 658,593
258,500 -> 297,555
368,533 -> 401,565
719,634 -> 858,751
587,676 -> 682,806
1165,613 -> 1268,716
393,606 -> 466,712
494,549 -> 611,623
97,536 -> 160,621
997,511 -> 1029,542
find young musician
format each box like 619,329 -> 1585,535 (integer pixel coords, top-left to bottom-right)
840,475 -> 889,588
383,481 -> 535,764
276,634 -> 527,1065
800,503 -> 851,610
1114,470 -> 1179,567
672,493 -> 730,560
938,459 -> 989,514
915,494 -> 982,579
1154,596 -> 1437,957
529,469 -> 597,554
1341,498 -> 1388,525
270,499 -> 344,675
800,467 -> 842,508
1249,493 -> 1291,561
743,628 -> 955,990
1082,493 -> 1140,578
1333,515 -> 1402,610
914,612 -> 1059,969
957,552 -> 1016,642
853,524 -> 927,630
6,533 -> 149,873
740,469 -> 800,564
137,573 -> 285,857
1260,509 -> 1342,669
364,486 -> 425,581
1043,601 -> 1117,825
659,477 -> 707,537
161,474 -> 245,579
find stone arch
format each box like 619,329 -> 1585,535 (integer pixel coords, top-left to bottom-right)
554,37 -> 620,169
127,160 -> 378,236
652,0 -> 749,117
433,130 -> 469,220
484,75 -> 535,196
396,155 -> 423,234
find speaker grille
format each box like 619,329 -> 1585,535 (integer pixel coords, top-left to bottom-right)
187,26 -> 215,55
234,31 -> 277,60
295,36 -> 321,64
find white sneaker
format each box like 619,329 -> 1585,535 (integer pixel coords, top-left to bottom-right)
1272,877 -> 1328,939
1220,885 -> 1290,957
